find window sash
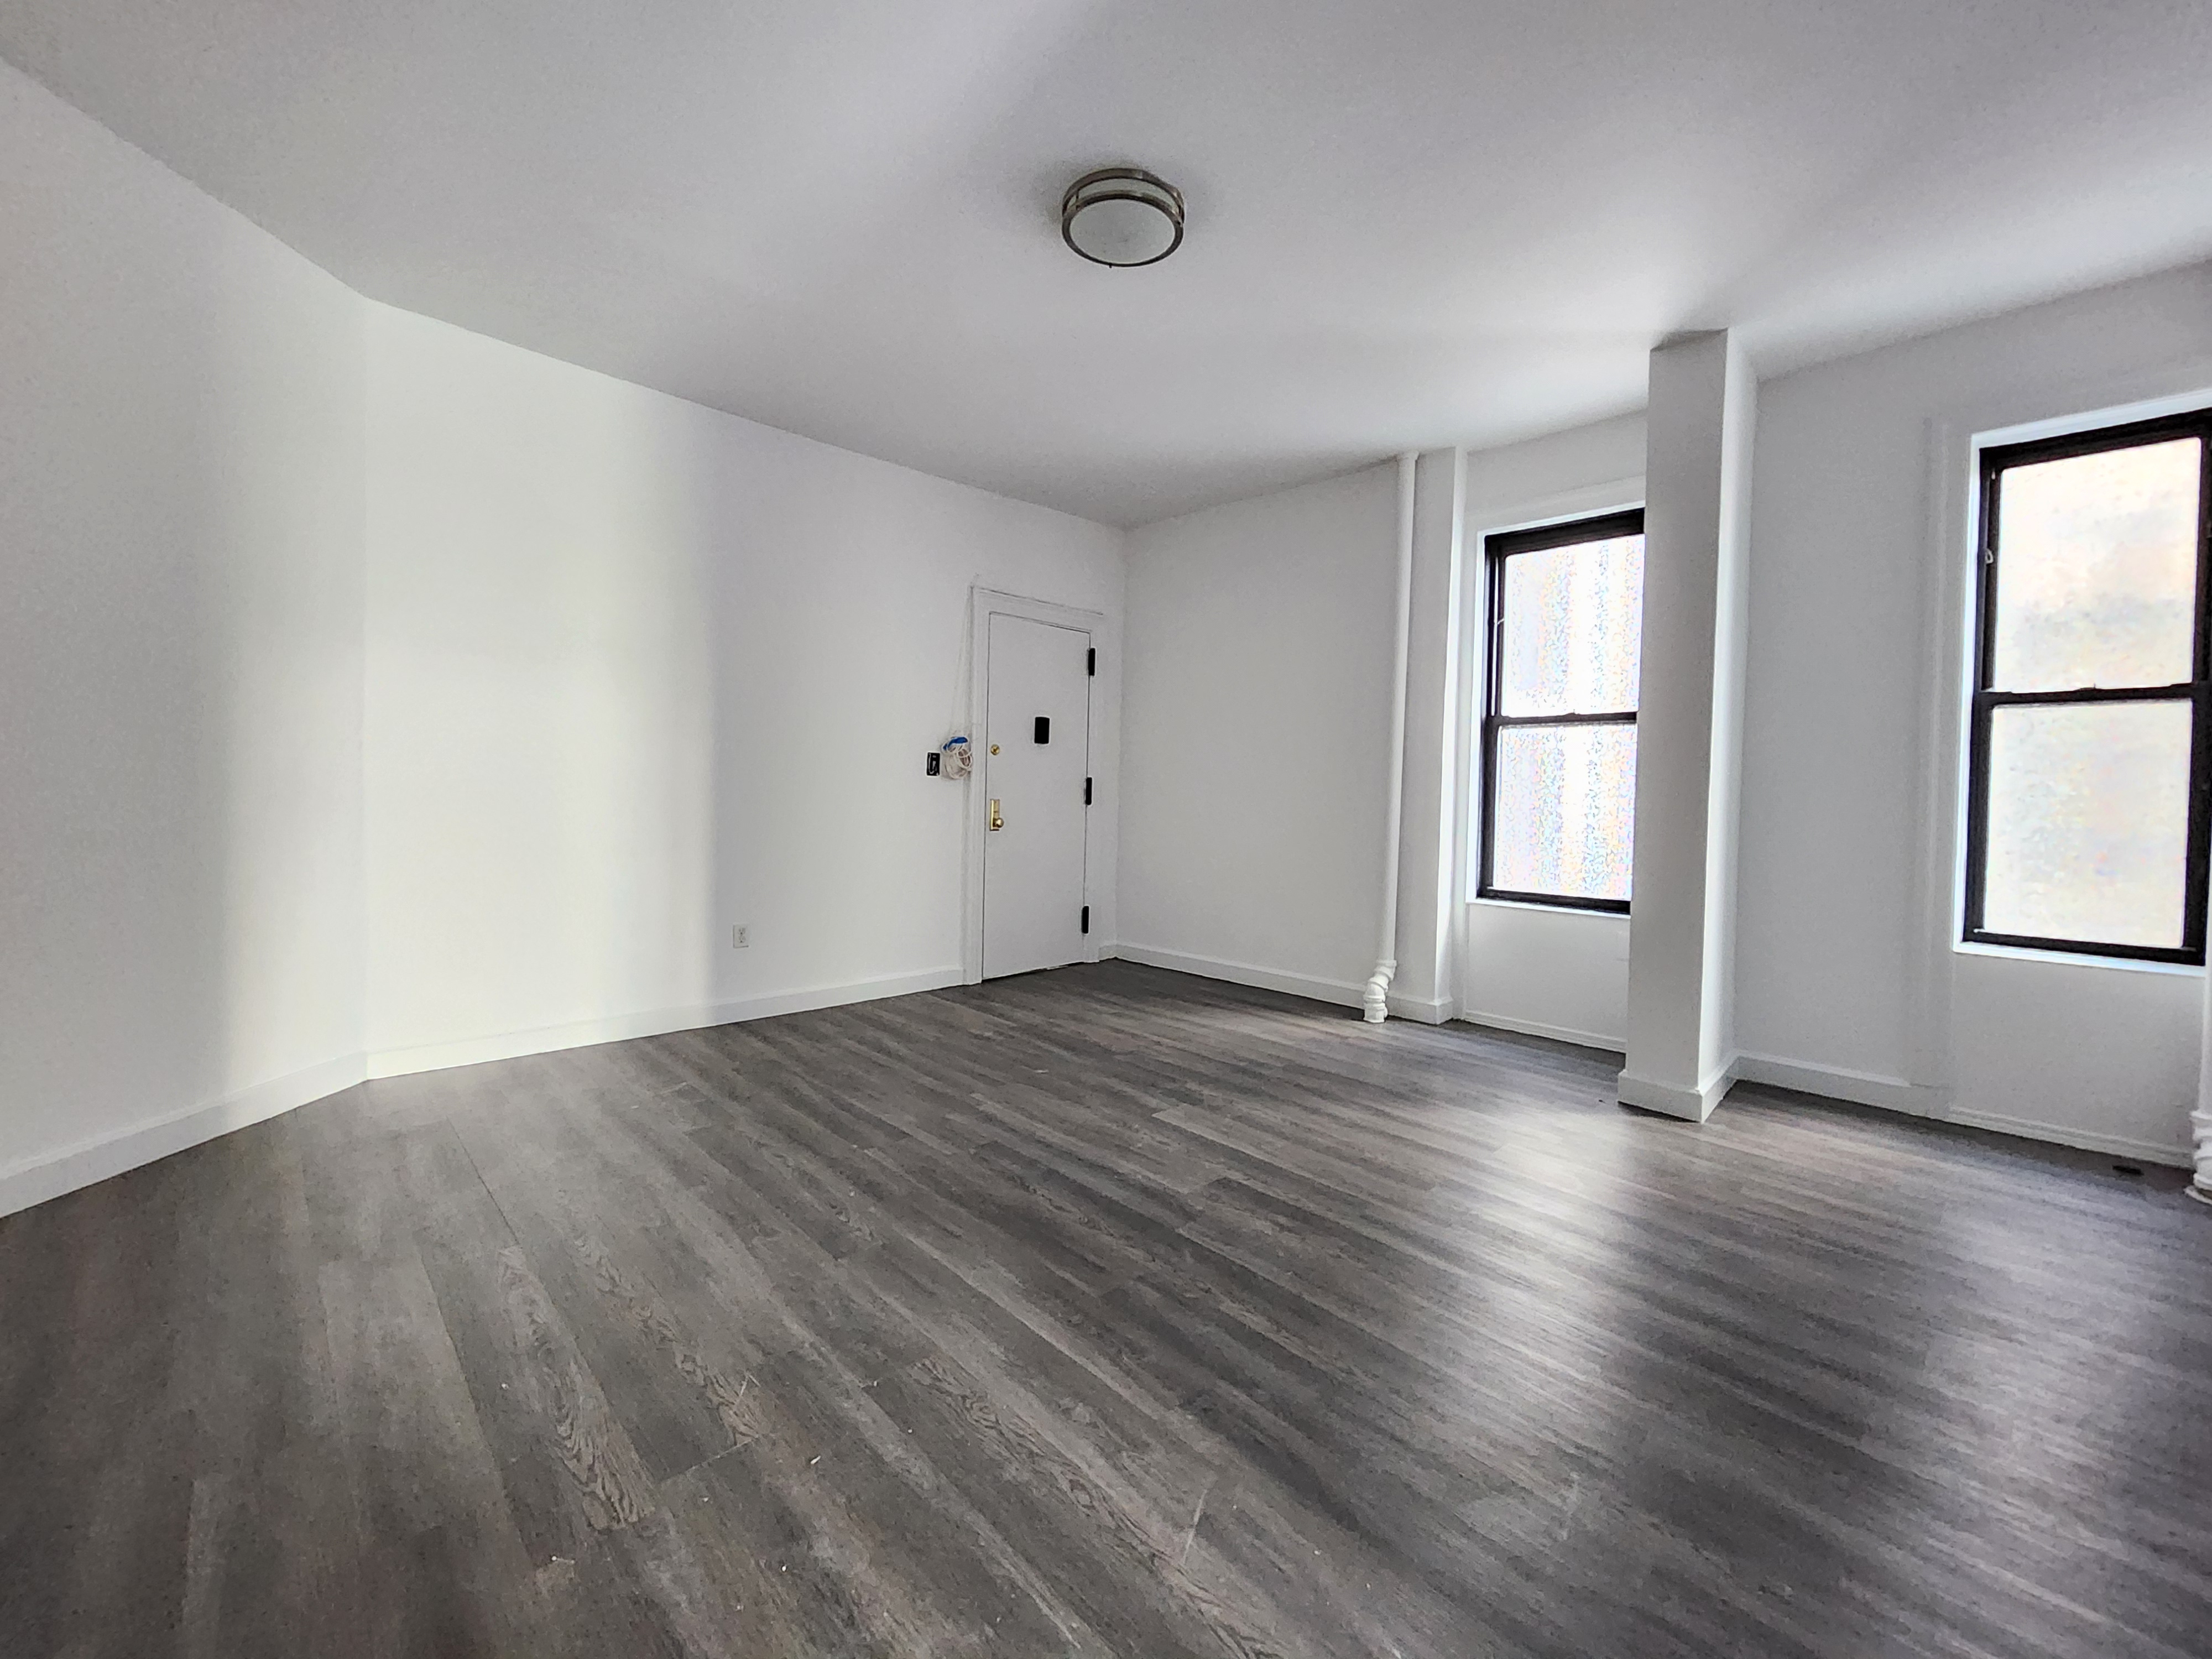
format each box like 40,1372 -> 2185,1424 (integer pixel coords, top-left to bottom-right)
1479,509 -> 1644,913
1963,413 -> 2212,964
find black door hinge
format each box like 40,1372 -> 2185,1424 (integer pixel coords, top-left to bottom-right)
1081,905 -> 1090,935
1087,648 -> 1095,676
1084,776 -> 1093,805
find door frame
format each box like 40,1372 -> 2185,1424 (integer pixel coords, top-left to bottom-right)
964,587 -> 1107,984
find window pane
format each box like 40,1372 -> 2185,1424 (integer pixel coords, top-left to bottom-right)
1492,724 -> 1636,901
1499,533 -> 1644,715
1983,700 -> 2192,948
1991,437 -> 2201,692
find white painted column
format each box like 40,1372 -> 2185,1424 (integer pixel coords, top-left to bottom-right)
1389,447 -> 1468,1024
1619,331 -> 1755,1120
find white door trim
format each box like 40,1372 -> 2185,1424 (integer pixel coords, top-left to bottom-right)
964,587 -> 1108,984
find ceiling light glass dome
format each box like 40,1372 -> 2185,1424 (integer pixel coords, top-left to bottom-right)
1061,168 -> 1185,268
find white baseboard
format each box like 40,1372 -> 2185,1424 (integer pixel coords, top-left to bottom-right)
1717,1051 -> 2189,1168
0,1052 -> 368,1219
1729,1051 -> 1931,1115
16,963 -> 2190,1224
1114,943 -> 1446,1023
367,967 -> 966,1079
1387,993 -> 1453,1025
1617,1063 -> 1731,1123
1457,1009 -> 1625,1055
1453,1024 -> 2183,1168
2,968 -> 968,1219
1944,1108 -> 2192,1170
1113,944 -> 1367,1010
1123,963 -> 2189,1164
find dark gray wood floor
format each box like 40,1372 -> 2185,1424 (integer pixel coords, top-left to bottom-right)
4,962 -> 2210,1657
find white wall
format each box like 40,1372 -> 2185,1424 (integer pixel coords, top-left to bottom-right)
1457,415 -> 1646,1048
1117,464 -> 1399,1005
1110,421 -> 1653,1039
364,305 -> 1124,1073
1739,260 -> 2212,1162
0,59 -> 365,1214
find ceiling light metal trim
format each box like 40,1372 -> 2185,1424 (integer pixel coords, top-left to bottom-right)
1061,167 -> 1186,268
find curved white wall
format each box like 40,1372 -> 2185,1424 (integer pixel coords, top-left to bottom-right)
1,60 -> 366,1213
1,56 -> 1124,1212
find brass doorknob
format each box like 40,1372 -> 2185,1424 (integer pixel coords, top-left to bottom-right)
989,799 -> 1004,830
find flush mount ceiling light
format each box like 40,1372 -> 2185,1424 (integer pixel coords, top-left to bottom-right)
1061,168 -> 1185,268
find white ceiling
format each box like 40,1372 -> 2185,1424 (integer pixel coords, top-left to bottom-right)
5,0 -> 2211,525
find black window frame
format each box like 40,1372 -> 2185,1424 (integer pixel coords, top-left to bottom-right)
1963,408 -> 2212,965
1478,507 -> 1646,915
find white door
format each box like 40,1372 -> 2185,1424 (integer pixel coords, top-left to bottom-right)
983,614 -> 1092,978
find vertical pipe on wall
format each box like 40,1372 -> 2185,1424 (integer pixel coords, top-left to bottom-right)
2194,914 -> 2212,1203
1365,452 -> 1419,1022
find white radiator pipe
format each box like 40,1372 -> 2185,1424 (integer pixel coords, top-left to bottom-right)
1365,452 -> 1418,1024
2194,915 -> 2212,1204
2192,1105 -> 2211,1206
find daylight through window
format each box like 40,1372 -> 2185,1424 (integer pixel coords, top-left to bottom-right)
1478,509 -> 1645,911
1965,411 -> 2212,962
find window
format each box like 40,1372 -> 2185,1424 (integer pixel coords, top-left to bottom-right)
1965,410 -> 2212,963
1478,508 -> 1645,911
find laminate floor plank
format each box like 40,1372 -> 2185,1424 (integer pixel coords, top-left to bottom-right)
4,960 -> 2210,1657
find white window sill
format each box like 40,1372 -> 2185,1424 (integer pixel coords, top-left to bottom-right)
1467,896 -> 1630,920
1952,939 -> 2204,977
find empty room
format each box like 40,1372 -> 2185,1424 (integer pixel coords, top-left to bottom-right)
6,2 -> 2212,1655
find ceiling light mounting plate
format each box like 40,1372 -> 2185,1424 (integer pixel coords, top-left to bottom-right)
1061,167 -> 1185,268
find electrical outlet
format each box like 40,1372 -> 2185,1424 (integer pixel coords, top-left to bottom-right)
733,924 -> 750,948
